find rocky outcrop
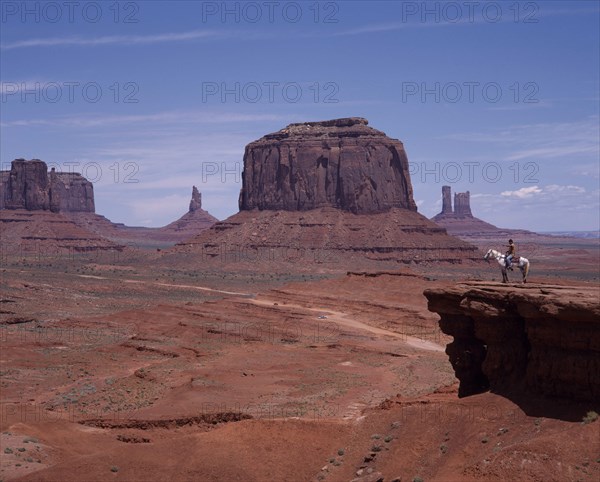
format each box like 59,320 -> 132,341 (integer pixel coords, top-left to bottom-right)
50,169 -> 95,213
453,191 -> 472,217
429,186 -> 570,260
1,159 -> 50,210
424,282 -> 600,403
432,186 -> 474,222
171,119 -> 480,268
0,159 -> 94,213
189,186 -> 202,212
441,185 -> 452,215
239,117 -> 417,214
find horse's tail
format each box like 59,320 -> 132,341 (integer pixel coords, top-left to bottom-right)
524,260 -> 530,279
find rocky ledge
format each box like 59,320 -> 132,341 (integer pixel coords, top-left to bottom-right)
424,282 -> 600,403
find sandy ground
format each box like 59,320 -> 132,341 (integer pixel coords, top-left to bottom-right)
0,238 -> 598,481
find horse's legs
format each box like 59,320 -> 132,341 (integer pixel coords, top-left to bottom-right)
502,269 -> 508,283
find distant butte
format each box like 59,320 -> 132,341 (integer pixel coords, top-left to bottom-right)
170,118 -> 480,267
239,117 -> 417,214
0,160 -> 218,250
0,158 -> 95,213
431,185 -> 526,236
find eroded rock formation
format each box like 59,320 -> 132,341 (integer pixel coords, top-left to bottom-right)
1,161 -> 217,251
429,186 -> 563,258
171,118 -> 480,267
453,191 -> 472,217
189,186 -> 202,212
424,282 -> 600,402
432,186 -> 474,223
239,117 -> 417,214
0,159 -> 95,213
441,185 -> 452,215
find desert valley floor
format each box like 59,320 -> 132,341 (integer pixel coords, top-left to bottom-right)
0,232 -> 598,482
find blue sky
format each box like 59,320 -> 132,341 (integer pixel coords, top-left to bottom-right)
1,0 -> 599,231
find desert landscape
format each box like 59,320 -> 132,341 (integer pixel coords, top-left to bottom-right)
2,2 -> 599,481
1,117 -> 598,482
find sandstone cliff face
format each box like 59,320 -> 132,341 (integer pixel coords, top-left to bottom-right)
239,117 -> 417,214
50,170 -> 95,213
0,159 -> 94,213
1,159 -> 50,210
424,282 -> 600,403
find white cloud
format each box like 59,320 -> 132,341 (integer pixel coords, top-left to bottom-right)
0,29 -> 257,50
501,186 -> 542,199
465,185 -> 599,230
545,184 -> 586,193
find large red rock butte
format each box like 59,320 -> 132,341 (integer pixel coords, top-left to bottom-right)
0,158 -> 94,213
239,117 -> 417,214
172,118 -> 479,267
0,160 -> 218,252
0,159 -> 119,253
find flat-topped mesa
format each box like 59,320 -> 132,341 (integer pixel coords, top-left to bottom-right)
0,159 -> 95,213
239,117 -> 417,214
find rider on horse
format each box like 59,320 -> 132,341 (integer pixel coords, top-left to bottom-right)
505,239 -> 516,270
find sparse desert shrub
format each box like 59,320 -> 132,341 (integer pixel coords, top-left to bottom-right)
371,433 -> 381,439
4,447 -> 13,454
110,466 -> 119,472
372,445 -> 382,452
337,448 -> 345,456
582,411 -> 599,424
440,444 -> 448,454
384,435 -> 393,443
413,477 -> 424,482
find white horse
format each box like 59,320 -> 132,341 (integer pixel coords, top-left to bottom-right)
483,249 -> 530,284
